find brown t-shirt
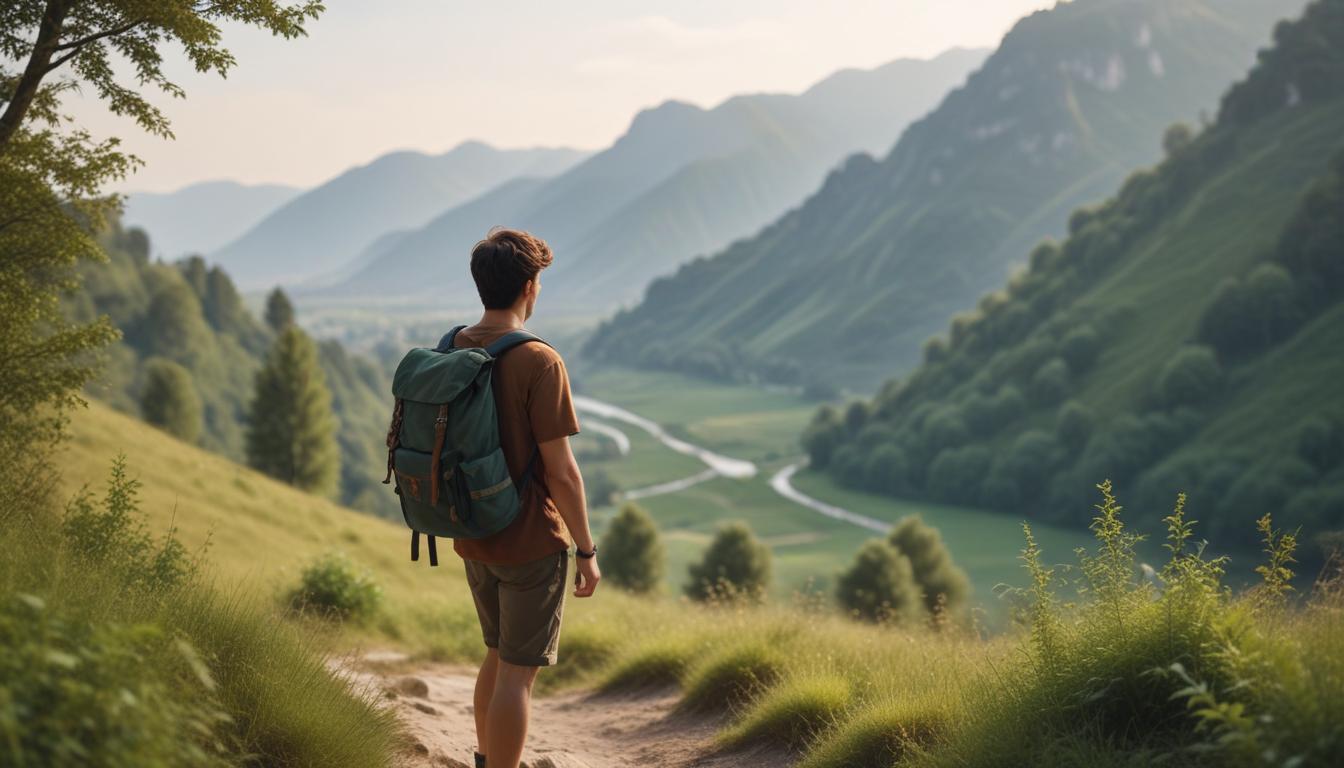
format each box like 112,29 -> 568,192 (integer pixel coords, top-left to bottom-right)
450,323 -> 580,565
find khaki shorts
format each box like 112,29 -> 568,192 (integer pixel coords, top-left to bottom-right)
464,550 -> 568,667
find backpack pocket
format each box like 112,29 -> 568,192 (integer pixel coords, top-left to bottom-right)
458,447 -> 521,537
392,446 -> 468,537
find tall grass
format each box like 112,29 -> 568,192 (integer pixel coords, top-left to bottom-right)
0,458 -> 399,766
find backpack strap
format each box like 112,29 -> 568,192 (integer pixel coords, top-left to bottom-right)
434,325 -> 468,353
485,329 -> 549,359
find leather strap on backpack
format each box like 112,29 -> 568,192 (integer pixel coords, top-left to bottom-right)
382,398 -> 405,484
429,403 -> 449,505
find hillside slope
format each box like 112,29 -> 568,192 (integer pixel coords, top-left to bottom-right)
322,49 -> 989,308
122,180 -> 300,261
586,0 -> 1299,390
212,141 -> 586,289
802,0 -> 1344,556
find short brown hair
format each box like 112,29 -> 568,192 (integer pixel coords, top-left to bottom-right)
469,227 -> 553,309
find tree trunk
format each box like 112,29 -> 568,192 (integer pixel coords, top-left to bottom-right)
0,0 -> 71,152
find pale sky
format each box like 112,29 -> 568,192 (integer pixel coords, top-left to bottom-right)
62,1 -> 1055,193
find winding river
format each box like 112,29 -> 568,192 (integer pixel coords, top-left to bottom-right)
574,395 -> 888,533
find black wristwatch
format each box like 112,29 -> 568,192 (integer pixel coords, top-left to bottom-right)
576,545 -> 598,559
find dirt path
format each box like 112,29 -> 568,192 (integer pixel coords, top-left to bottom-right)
347,657 -> 790,768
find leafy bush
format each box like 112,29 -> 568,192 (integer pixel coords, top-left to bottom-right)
685,522 -> 772,602
889,516 -> 972,618
835,539 -> 921,623
0,593 -> 232,767
1158,345 -> 1223,408
600,503 -> 665,594
287,553 -> 382,621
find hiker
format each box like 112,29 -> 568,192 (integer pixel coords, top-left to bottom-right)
385,227 -> 600,768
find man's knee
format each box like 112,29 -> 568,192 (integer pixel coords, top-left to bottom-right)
495,659 -> 540,694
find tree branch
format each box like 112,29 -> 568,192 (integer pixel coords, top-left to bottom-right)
0,0 -> 72,151
52,18 -> 144,53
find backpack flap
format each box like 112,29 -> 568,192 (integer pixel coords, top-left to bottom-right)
392,346 -> 490,404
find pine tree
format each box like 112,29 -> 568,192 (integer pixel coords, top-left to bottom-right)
264,287 -> 296,334
601,503 -> 665,593
246,327 -> 340,496
140,358 -> 202,443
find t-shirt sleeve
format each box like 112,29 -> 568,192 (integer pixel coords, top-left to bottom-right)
528,355 -> 581,443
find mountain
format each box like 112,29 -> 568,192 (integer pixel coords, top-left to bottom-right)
322,48 -> 991,308
121,180 -> 301,261
211,141 -> 588,289
585,0 -> 1301,390
801,0 -> 1344,557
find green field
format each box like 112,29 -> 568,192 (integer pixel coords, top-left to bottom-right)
576,366 -> 1103,623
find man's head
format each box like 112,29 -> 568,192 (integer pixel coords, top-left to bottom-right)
470,227 -> 553,319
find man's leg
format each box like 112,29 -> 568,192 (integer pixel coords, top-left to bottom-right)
473,648 -> 500,757
485,659 -> 540,768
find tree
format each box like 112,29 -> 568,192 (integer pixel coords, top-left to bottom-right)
888,516 -> 971,616
246,326 -> 339,496
1056,400 -> 1095,453
139,358 -> 201,442
601,503 -> 665,594
1030,357 -> 1072,405
264,287 -> 296,333
835,539 -> 921,623
1158,345 -> 1223,408
0,1 -> 321,520
685,522 -> 771,602
1060,325 -> 1101,373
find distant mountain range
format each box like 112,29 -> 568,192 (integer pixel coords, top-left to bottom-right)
122,181 -> 301,261
585,0 -> 1302,390
210,142 -> 588,289
316,48 -> 991,308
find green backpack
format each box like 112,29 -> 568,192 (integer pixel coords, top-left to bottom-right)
382,325 -> 548,565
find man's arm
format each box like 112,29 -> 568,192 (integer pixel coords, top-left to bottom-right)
538,435 -> 600,597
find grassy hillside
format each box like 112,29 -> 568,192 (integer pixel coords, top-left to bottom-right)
69,222 -> 398,518
803,0 -> 1344,561
58,402 -> 1344,767
585,0 -> 1297,390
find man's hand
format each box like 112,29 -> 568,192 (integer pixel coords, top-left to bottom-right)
574,555 -> 600,597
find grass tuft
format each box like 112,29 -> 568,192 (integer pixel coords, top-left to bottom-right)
719,672 -> 852,750
796,697 -> 949,768
678,641 -> 786,713
598,638 -> 695,693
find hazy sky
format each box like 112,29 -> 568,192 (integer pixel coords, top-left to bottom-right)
64,1 -> 1055,192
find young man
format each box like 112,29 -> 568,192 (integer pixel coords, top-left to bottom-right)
449,228 -> 600,768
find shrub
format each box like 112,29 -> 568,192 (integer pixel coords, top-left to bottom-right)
835,539 -> 922,623
140,357 -> 203,443
287,553 -> 382,621
1056,400 -> 1095,453
1158,345 -> 1223,407
685,522 -> 772,602
889,516 -> 971,617
600,503 -> 665,594
0,594 -> 232,767
1030,357 -> 1072,405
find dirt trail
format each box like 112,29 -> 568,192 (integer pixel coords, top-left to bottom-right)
347,656 -> 790,768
